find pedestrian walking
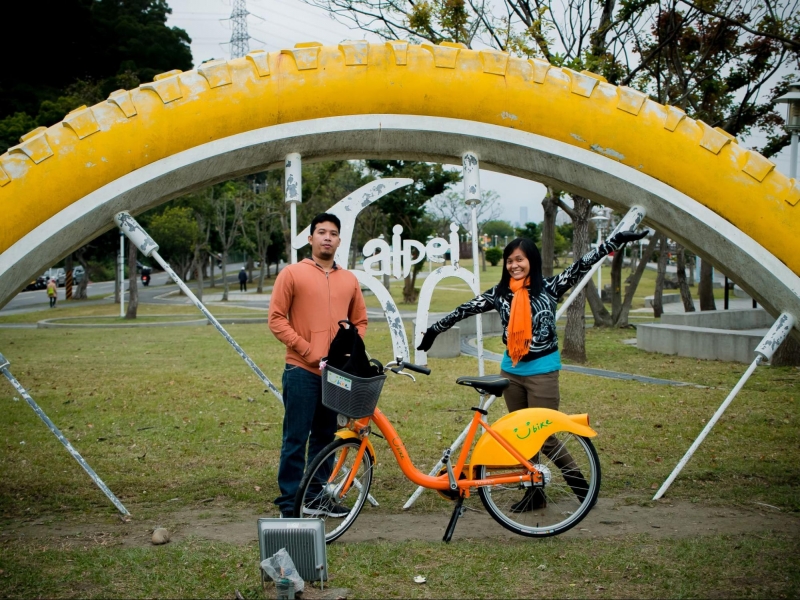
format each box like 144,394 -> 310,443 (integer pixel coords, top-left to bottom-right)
46,278 -> 57,308
238,267 -> 248,292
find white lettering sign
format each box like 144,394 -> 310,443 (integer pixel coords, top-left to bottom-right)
363,223 -> 461,279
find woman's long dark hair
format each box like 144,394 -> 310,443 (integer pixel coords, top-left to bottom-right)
496,238 -> 544,297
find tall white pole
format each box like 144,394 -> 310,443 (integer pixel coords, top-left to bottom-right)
119,229 -> 125,317
285,153 -> 302,264
790,132 -> 798,179
462,152 -> 484,377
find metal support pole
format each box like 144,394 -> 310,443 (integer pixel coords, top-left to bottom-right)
119,229 -> 125,317
0,352 -> 130,517
789,132 -> 798,179
653,312 -> 796,500
115,212 -> 283,404
724,276 -> 729,310
285,153 -> 302,264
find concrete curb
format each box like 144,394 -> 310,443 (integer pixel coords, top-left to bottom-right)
35,315 -> 269,329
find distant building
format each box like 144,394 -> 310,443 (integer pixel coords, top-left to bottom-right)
519,206 -> 528,224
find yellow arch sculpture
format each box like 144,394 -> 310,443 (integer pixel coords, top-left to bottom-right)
0,40 -> 798,324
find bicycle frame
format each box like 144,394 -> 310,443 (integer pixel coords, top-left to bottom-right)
334,406 -> 546,499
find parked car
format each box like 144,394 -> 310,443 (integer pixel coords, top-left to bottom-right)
73,265 -> 85,284
41,268 -> 63,286
23,273 -> 48,291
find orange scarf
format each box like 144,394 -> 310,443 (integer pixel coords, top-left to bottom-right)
507,277 -> 532,366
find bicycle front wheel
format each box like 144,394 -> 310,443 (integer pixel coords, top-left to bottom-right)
476,432 -> 600,537
293,437 -> 373,544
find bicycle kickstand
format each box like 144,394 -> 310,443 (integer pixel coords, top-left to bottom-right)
441,448 -> 466,543
443,495 -> 465,543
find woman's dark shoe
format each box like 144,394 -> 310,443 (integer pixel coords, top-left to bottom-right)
510,487 -> 546,512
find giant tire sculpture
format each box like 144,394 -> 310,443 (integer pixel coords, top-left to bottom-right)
0,40 -> 797,329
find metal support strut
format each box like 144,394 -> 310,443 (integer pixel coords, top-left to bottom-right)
653,312 -> 796,500
0,352 -> 130,517
114,212 -> 283,404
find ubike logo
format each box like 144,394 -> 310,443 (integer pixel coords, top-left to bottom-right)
363,223 -> 461,279
391,436 -> 406,460
514,419 -> 553,439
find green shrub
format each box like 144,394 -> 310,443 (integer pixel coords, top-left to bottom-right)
485,246 -> 503,266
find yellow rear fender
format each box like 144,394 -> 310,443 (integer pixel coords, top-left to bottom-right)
471,408 -> 596,467
334,430 -> 376,463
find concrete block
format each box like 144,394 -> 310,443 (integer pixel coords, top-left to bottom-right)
644,293 -> 680,308
660,308 -> 771,330
412,319 -> 461,358
637,323 -> 768,363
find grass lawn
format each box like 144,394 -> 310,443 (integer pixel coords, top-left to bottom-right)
0,300 -> 797,598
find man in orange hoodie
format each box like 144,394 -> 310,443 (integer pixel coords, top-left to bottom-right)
268,213 -> 368,518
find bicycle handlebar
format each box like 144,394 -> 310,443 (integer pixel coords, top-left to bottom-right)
396,361 -> 431,376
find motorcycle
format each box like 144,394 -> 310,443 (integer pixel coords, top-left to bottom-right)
141,267 -> 151,286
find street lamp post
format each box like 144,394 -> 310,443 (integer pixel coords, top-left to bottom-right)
776,82 -> 800,179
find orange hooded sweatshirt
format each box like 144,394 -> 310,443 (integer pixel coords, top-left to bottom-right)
268,259 -> 368,374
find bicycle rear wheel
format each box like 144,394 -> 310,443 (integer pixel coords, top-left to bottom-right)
476,432 -> 600,537
293,437 -> 373,544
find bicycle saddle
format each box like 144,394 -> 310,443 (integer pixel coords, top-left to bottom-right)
456,375 -> 510,397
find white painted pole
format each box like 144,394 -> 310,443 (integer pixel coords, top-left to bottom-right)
463,151 -> 484,377
0,352 -> 130,517
119,229 -> 125,317
653,313 -> 796,500
789,132 -> 798,179
285,153 -> 302,264
115,212 -> 283,404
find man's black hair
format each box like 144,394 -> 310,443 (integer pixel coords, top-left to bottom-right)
496,238 -> 544,297
310,213 -> 341,234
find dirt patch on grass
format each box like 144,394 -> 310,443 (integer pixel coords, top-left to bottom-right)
2,497 -> 797,548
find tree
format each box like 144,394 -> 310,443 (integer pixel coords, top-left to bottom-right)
147,205 -> 200,282
371,160 -> 461,303
540,187 -> 561,276
0,0 -> 192,153
515,222 -> 541,245
561,195 -> 593,362
125,238 -> 139,319
484,219 -> 517,241
675,245 -> 696,311
652,234 -> 671,318
211,181 -> 248,302
247,173 -> 284,293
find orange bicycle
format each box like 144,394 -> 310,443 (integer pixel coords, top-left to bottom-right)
294,358 -> 600,543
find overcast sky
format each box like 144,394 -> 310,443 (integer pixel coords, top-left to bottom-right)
165,0 -> 794,226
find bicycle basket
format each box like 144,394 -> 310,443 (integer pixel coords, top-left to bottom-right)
321,365 -> 386,419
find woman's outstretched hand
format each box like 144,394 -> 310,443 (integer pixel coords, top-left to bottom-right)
417,328 -> 439,351
610,229 -> 649,246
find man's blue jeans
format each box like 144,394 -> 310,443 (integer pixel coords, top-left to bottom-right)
275,364 -> 337,516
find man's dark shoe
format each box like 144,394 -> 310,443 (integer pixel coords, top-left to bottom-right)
302,496 -> 350,518
510,487 -> 546,512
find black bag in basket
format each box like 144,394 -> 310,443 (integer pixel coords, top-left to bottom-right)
325,319 -> 382,378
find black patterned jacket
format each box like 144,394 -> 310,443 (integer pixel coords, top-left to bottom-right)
431,239 -> 621,361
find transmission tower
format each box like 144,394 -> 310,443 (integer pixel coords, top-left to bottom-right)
229,0 -> 251,59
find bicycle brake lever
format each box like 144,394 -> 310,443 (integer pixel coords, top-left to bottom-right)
390,367 -> 416,382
